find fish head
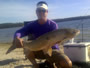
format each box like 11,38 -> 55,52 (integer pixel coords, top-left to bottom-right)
64,28 -> 80,38
55,28 -> 80,44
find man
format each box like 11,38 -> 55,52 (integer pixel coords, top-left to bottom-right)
13,1 -> 72,68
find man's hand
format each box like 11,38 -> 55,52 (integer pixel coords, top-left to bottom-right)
13,37 -> 24,48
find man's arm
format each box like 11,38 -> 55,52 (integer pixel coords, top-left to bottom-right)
13,22 -> 33,48
14,23 -> 33,38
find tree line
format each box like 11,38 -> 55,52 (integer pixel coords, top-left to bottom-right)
0,23 -> 23,29
0,15 -> 90,29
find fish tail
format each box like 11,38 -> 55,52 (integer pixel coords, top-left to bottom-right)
6,45 -> 16,54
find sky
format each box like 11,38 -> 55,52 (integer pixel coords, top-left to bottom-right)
0,0 -> 90,23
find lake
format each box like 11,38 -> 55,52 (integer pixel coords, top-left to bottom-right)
0,19 -> 90,43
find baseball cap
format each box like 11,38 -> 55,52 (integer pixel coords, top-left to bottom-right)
37,1 -> 48,10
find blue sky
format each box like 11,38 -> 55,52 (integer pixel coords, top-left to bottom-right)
0,0 -> 90,23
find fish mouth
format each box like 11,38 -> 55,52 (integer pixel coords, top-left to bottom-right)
76,30 -> 80,35
73,29 -> 80,36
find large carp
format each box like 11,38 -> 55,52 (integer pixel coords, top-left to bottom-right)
6,28 -> 80,56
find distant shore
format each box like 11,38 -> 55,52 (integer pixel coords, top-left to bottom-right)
0,15 -> 90,29
0,23 -> 23,29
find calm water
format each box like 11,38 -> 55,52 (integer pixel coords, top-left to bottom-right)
0,27 -> 22,43
0,19 -> 90,43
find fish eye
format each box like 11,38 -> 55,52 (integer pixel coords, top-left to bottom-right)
72,31 -> 76,34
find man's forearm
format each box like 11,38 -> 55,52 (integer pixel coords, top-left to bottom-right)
13,37 -> 23,48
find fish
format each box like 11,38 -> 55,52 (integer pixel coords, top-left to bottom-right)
6,28 -> 80,56
23,28 -> 80,56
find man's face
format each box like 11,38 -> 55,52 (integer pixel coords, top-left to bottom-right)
36,8 -> 48,20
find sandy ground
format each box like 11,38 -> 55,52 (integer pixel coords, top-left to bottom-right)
0,43 -> 35,68
0,43 -> 90,68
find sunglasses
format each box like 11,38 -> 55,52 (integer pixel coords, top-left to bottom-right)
37,9 -> 48,13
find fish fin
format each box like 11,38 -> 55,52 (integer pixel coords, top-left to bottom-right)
43,47 -> 52,57
6,45 -> 16,54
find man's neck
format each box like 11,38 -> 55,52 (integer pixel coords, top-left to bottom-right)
38,18 -> 47,25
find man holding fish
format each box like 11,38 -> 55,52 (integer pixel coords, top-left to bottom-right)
9,1 -> 74,68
